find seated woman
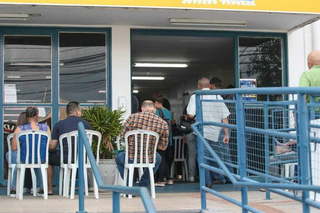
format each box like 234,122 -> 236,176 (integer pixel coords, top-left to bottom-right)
6,112 -> 28,197
11,106 -> 51,195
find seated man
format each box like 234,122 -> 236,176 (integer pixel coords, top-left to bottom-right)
115,100 -> 169,188
48,101 -> 91,195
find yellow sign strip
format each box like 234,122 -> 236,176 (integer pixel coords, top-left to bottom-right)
1,0 -> 320,14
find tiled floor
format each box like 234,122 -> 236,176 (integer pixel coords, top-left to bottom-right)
1,189 -> 320,213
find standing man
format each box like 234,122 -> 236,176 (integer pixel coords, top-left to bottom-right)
48,101 -> 91,195
186,77 -> 230,188
115,100 -> 169,188
299,50 -> 320,103
209,77 -> 233,184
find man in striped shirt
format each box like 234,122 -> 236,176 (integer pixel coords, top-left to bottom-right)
115,100 -> 169,187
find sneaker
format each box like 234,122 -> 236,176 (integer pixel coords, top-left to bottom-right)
212,179 -> 224,184
31,187 -> 40,194
37,188 -> 44,197
10,189 -> 16,198
189,176 -> 195,182
166,180 -> 174,185
23,188 -> 31,193
155,182 -> 165,187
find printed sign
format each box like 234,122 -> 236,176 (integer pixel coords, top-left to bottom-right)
4,84 -> 17,103
240,78 -> 257,101
0,0 -> 320,14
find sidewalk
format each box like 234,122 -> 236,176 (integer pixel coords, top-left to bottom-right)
1,190 -> 319,213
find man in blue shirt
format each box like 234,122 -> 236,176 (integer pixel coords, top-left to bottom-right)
48,101 -> 91,195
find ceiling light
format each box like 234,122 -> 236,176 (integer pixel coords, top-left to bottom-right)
87,100 -> 104,103
7,76 -> 20,79
98,90 -> 106,93
169,19 -> 247,27
133,90 -> 139,93
132,76 -> 165,80
134,63 -> 188,68
0,14 -> 29,21
10,63 -> 64,66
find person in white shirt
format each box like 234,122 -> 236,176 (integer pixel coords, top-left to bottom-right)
186,77 -> 230,188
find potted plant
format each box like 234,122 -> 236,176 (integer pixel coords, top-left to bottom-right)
82,104 -> 125,185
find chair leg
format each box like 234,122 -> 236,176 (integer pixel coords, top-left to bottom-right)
128,168 -> 134,199
18,167 -> 25,200
93,176 -> 99,199
122,168 -> 128,198
83,168 -> 89,196
170,162 -> 175,179
41,166 -> 48,200
59,167 -> 63,196
149,166 -> 156,199
139,168 -> 143,180
70,168 -> 77,199
284,164 -> 290,192
65,168 -> 71,198
7,168 -> 12,196
31,169 -> 37,196
16,167 -> 20,199
184,160 -> 189,181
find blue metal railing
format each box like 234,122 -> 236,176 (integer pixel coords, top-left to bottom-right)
192,87 -> 320,213
77,122 -> 156,213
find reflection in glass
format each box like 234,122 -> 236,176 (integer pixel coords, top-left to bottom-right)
4,36 -> 52,103
3,106 -> 51,180
59,33 -> 107,103
239,37 -> 283,100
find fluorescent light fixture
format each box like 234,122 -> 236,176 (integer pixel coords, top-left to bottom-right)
0,14 -> 29,20
10,63 -> 64,66
7,76 -> 20,79
98,90 -> 106,93
134,63 -> 188,68
132,76 -> 165,80
87,100 -> 105,103
18,100 -> 41,103
46,76 -> 51,79
169,18 -> 247,27
133,90 -> 139,94
4,114 -> 21,117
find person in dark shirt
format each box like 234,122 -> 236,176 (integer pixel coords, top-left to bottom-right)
48,101 -> 91,195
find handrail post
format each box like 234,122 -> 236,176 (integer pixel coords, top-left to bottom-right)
196,93 -> 207,210
77,128 -> 87,213
235,93 -> 248,213
297,92 -> 311,213
264,104 -> 271,200
112,191 -> 120,213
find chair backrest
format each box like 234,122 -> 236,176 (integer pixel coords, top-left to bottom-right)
59,132 -> 69,166
124,129 -> 159,166
66,130 -> 102,165
173,136 -> 185,161
6,133 -> 14,165
16,130 -> 51,167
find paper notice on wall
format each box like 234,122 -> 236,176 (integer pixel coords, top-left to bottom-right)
4,84 -> 17,103
239,79 -> 257,101
38,107 -> 46,118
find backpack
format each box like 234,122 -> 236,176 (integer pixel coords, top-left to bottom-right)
177,116 -> 195,135
157,108 -> 172,133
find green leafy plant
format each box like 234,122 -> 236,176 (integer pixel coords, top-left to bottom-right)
82,104 -> 125,159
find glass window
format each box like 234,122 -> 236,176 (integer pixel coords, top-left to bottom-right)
3,36 -> 52,103
239,37 -> 283,100
59,33 -> 107,104
3,106 -> 51,180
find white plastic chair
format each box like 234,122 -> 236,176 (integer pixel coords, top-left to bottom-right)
58,133 -> 69,196
170,136 -> 189,181
6,133 -> 15,196
65,130 -> 101,199
123,130 -> 159,199
15,130 -> 51,200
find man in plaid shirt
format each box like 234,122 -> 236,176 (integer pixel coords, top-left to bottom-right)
115,100 -> 169,187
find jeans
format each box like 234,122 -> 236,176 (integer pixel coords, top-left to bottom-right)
6,151 -> 43,190
204,131 -> 233,184
115,152 -> 162,187
186,134 -> 197,177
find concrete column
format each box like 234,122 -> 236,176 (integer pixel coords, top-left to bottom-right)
312,20 -> 320,51
111,26 -> 131,119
